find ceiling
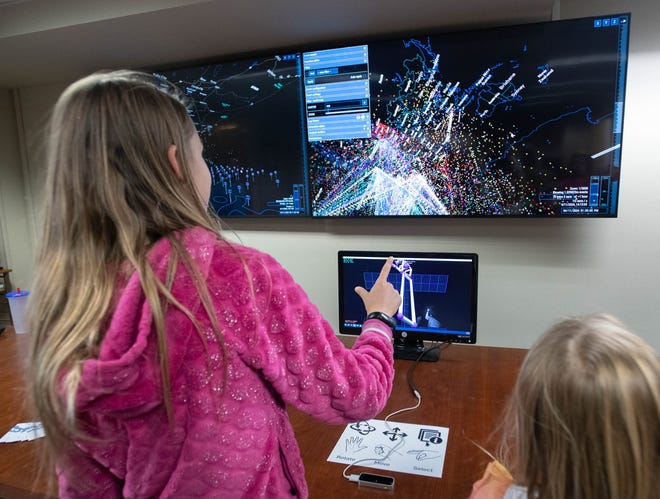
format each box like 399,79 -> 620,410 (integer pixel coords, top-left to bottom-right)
0,0 -> 557,89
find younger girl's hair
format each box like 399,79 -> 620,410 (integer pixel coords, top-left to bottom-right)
28,70 -> 223,462
499,314 -> 659,499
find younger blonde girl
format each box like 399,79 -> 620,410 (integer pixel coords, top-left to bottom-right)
470,314 -> 659,499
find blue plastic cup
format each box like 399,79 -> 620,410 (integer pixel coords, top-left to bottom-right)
6,289 -> 30,334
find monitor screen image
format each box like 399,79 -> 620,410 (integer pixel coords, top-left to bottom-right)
155,52 -> 309,217
308,14 -> 630,217
338,251 -> 478,361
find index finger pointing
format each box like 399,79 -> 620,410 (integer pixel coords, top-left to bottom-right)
376,256 -> 394,282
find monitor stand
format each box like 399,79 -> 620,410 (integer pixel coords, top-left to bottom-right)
393,336 -> 440,362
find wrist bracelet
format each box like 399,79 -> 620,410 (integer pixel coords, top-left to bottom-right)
365,311 -> 396,329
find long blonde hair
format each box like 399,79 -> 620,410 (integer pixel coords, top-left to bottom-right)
499,314 -> 659,499
28,70 -> 223,461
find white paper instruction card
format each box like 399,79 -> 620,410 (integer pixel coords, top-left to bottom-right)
327,419 -> 449,478
0,422 -> 45,443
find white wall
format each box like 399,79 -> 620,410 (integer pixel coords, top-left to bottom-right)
5,0 -> 660,350
14,84 -> 66,229
0,89 -> 34,289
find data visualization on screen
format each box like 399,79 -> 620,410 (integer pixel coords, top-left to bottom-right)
155,53 -> 309,217
308,15 -> 630,217
154,14 -> 629,219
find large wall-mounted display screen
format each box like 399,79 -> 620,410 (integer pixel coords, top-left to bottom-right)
155,14 -> 630,218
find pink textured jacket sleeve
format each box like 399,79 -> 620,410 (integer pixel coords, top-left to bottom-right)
208,243 -> 395,423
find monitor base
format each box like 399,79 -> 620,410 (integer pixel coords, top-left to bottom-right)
393,337 -> 440,362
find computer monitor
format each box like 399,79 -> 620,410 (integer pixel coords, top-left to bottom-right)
154,51 -> 309,217
338,250 -> 478,361
309,14 -> 630,217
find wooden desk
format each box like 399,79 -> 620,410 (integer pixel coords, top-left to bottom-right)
289,339 -> 527,498
0,327 -> 57,498
0,329 -> 525,499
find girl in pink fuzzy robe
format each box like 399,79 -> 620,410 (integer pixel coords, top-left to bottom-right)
28,71 -> 401,499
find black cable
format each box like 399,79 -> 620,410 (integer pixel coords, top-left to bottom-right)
406,342 -> 451,397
